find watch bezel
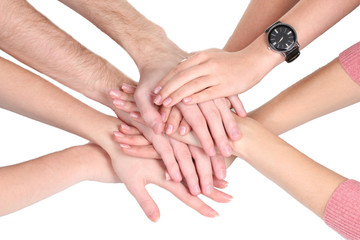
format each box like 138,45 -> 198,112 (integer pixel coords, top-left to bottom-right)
266,23 -> 298,53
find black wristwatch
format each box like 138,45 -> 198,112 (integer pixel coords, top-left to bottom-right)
265,21 -> 300,63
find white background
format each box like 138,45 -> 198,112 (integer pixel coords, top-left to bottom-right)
0,1 -> 359,239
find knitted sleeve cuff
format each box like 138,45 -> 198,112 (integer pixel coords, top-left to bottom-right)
324,179 -> 360,240
339,42 -> 360,85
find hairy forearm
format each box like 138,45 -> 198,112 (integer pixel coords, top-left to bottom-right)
0,145 -> 110,216
224,0 -> 300,52
0,0 -> 132,106
59,0 -> 185,70
249,58 -> 360,135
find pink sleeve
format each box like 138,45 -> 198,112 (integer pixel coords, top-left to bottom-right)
339,42 -> 360,85
324,179 -> 360,240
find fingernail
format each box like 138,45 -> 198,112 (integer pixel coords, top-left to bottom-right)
114,131 -> 125,138
183,97 -> 192,103
165,124 -> 173,135
204,185 -> 213,195
113,99 -> 125,107
120,144 -> 131,149
130,112 -> 140,119
162,97 -> 172,106
193,185 -> 201,195
153,95 -> 162,105
122,83 -> 135,91
218,168 -> 226,180
174,172 -> 182,182
208,147 -> 216,156
165,172 -> 171,181
180,126 -> 187,135
120,123 -> 130,130
224,145 -> 232,156
208,210 -> 219,218
231,129 -> 241,140
161,112 -> 167,122
153,86 -> 162,94
109,90 -> 121,99
224,195 -> 233,202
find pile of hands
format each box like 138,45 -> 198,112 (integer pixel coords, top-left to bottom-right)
94,41 -> 256,222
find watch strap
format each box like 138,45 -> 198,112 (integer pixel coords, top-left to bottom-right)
284,44 -> 300,63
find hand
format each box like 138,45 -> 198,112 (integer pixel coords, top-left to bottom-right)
133,43 -> 188,134
152,48 -> 264,107
107,145 -> 232,222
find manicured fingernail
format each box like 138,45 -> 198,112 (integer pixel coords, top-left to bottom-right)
113,99 -> 125,107
161,112 -> 167,122
204,185 -> 213,195
114,131 -> 125,138
165,124 -> 173,134
193,185 -> 201,195
163,97 -> 172,106
208,210 -> 219,218
120,144 -> 131,149
179,126 -> 187,135
148,210 -> 160,222
183,97 -> 192,103
174,172 -> 182,182
120,123 -> 130,130
153,95 -> 162,105
224,195 -> 233,202
224,145 -> 232,156
153,86 -> 162,94
165,172 -> 171,181
109,90 -> 121,99
130,112 -> 140,119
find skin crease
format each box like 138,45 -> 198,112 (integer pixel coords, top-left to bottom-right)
114,57 -> 360,219
152,0 -> 360,106
0,57 -> 235,221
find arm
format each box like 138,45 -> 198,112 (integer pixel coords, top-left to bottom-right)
0,58 -> 230,221
153,0 -> 360,105
225,0 -> 300,52
0,144 -> 119,216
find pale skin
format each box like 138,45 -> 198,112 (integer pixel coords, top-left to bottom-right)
153,0 -> 360,106
0,0 -> 244,194
114,57 -> 360,218
0,58 -> 235,221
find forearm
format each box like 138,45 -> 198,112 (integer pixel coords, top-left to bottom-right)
224,0 -> 299,52
0,145 -> 109,216
249,58 -> 360,135
59,0 -> 185,70
0,0 -> 132,106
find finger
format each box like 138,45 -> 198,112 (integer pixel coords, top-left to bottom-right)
189,146 -> 213,196
134,87 -> 164,134
120,145 -> 161,159
204,187 -> 233,203
129,111 -> 147,125
154,63 -> 212,106
113,99 -> 139,113
214,98 -> 241,141
210,154 -> 227,180
177,103 -> 216,156
165,107 -> 182,135
121,83 -> 137,94
228,95 -> 247,117
126,183 -> 160,222
199,101 -> 232,157
113,131 -> 150,146
118,123 -> 141,135
164,76 -> 217,107
157,179 -> 219,218
151,136 -> 182,182
183,87 -> 224,104
109,89 -> 135,102
159,105 -> 171,123
169,139 -> 200,196
178,118 -> 191,136
153,52 -> 210,95
213,178 -> 229,189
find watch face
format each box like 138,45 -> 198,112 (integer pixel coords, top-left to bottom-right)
268,24 -> 297,52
